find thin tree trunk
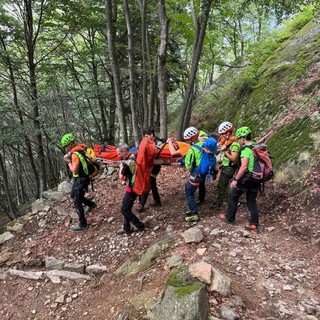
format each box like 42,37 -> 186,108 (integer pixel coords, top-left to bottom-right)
108,80 -> 117,144
176,0 -> 213,140
105,0 -> 128,142
238,18 -> 244,57
138,0 -> 149,128
81,30 -> 107,142
232,20 -> 238,59
0,152 -> 18,220
209,43 -> 215,85
24,0 -> 47,196
123,0 -> 140,146
157,0 -> 169,139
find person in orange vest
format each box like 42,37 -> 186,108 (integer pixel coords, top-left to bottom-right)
211,122 -> 240,209
61,133 -> 96,231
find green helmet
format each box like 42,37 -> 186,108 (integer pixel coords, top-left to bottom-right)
199,130 -> 208,138
61,133 -> 75,147
235,126 -> 251,139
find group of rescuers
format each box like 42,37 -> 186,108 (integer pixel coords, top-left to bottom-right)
61,122 -> 261,235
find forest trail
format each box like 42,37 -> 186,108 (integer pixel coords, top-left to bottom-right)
0,164 -> 319,320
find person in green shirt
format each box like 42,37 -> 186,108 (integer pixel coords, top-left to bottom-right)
183,127 -> 203,222
211,121 -> 240,209
220,126 -> 261,233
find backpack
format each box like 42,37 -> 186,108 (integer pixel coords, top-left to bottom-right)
73,145 -> 100,178
192,138 -> 217,177
245,144 -> 274,182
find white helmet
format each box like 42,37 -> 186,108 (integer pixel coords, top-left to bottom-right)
218,121 -> 233,134
183,127 -> 199,140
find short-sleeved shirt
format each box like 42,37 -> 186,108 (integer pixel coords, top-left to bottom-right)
162,141 -> 190,157
241,143 -> 255,172
175,141 -> 191,157
221,141 -> 240,167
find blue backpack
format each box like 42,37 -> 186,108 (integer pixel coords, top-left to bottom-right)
192,138 -> 217,177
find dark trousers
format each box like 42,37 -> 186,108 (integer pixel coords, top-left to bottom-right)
225,183 -> 260,226
140,165 -> 161,206
216,167 -> 237,205
121,191 -> 144,232
198,180 -> 205,202
185,181 -> 198,215
71,178 -> 94,227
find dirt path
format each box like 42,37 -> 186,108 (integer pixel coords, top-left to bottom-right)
0,166 -> 319,320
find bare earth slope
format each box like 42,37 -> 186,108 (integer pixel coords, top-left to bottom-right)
0,162 -> 319,320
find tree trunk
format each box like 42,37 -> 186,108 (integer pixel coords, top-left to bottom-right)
0,151 -> 18,220
108,80 -> 117,144
238,18 -> 244,57
209,43 -> 215,85
139,0 -> 149,129
157,0 -> 169,139
176,0 -> 213,140
123,0 -> 140,146
105,0 -> 128,142
24,0 -> 47,196
232,20 -> 238,59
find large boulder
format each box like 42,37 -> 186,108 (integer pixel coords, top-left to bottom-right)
0,232 -> 14,244
57,181 -> 72,194
31,199 -> 51,215
115,235 -> 173,276
149,268 -> 209,320
42,190 -> 66,202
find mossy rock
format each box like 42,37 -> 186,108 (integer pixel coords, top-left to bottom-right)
167,268 -> 202,299
150,267 -> 209,320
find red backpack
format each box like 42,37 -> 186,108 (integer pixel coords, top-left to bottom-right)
247,144 -> 274,182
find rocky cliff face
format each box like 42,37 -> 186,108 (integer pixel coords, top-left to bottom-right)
192,10 -> 320,182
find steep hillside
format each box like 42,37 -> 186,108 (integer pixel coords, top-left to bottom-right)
192,9 -> 320,181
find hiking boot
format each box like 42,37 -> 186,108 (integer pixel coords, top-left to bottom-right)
150,201 -> 161,207
245,224 -> 259,233
185,214 -> 200,222
116,228 -> 132,235
210,202 -> 222,209
185,210 -> 192,216
136,204 -> 145,213
71,225 -> 88,231
219,214 -> 235,224
196,200 -> 205,205
86,202 -> 96,213
132,224 -> 145,232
